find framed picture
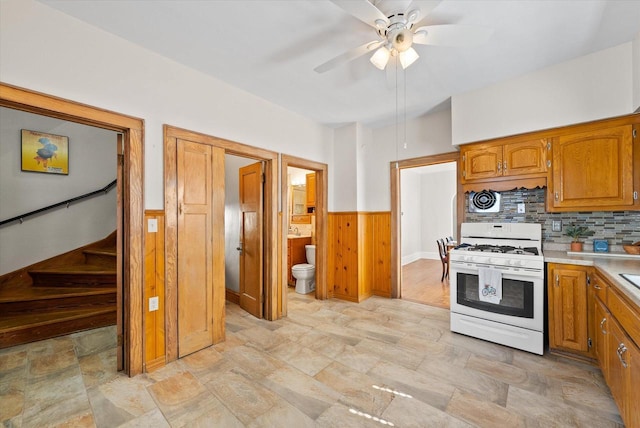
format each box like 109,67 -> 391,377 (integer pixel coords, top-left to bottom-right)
21,129 -> 69,175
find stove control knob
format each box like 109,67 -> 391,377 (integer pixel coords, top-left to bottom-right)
513,259 -> 523,266
505,259 -> 513,266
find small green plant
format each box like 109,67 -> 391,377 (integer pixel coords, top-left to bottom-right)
563,224 -> 594,242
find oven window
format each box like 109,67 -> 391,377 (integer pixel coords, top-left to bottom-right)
456,272 -> 534,318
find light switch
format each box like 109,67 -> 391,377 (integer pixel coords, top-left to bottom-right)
148,218 -> 158,233
517,203 -> 525,213
552,220 -> 562,232
149,296 -> 159,312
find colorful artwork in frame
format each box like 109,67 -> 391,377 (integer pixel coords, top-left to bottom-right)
21,129 -> 69,175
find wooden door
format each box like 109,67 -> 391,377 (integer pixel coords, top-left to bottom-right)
548,264 -> 589,353
239,162 -> 263,318
627,340 -> 640,428
606,317 -> 629,422
551,125 -> 634,209
503,139 -> 547,176
461,145 -> 503,181
177,139 -> 214,357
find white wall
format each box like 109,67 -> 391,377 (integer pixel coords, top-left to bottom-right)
361,109 -> 454,212
634,31 -> 640,112
0,107 -> 117,274
452,42 -> 634,145
400,169 -> 421,265
0,0 -> 333,212
224,155 -> 255,293
330,124 -> 358,211
420,168 -> 457,258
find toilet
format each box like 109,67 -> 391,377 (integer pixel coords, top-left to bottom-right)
291,244 -> 316,294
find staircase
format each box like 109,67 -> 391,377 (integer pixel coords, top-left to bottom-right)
0,234 -> 117,349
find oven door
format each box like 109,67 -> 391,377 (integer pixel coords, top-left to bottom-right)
450,263 -> 543,331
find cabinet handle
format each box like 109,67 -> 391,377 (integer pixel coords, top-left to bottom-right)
617,343 -> 628,368
503,161 -> 507,172
554,191 -> 559,201
593,283 -> 601,290
555,274 -> 559,287
547,160 -> 551,168
497,161 -> 502,172
600,318 -> 607,334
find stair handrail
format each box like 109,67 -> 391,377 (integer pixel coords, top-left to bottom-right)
0,179 -> 117,227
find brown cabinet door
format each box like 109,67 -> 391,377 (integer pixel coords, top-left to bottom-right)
548,264 -> 589,353
550,125 -> 634,210
462,145 -> 503,181
306,173 -> 316,208
627,340 -> 640,428
594,297 -> 609,377
606,317 -> 630,422
239,162 -> 263,319
503,139 -> 547,176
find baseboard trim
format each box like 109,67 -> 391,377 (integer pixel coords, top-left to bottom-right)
225,288 -> 240,305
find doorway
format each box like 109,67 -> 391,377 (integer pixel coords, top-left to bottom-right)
399,162 -> 457,308
390,152 -> 462,304
164,125 -> 278,363
0,83 -> 145,376
280,155 -> 328,316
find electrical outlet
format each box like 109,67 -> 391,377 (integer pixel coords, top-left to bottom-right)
552,220 -> 562,232
517,203 -> 525,213
148,218 -> 158,233
149,296 -> 159,312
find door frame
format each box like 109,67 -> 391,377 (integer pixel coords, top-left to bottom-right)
390,152 -> 462,298
0,82 -> 145,376
280,155 -> 328,315
163,125 -> 278,363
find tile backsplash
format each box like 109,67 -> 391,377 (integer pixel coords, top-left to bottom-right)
465,188 -> 640,252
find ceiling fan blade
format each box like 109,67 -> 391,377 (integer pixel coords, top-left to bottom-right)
314,40 -> 384,73
413,24 -> 493,47
329,0 -> 389,28
406,0 -> 442,22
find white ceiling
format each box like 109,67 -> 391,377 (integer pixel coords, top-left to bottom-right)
39,0 -> 640,128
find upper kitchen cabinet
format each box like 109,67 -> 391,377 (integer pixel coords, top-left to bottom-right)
306,172 -> 316,210
547,124 -> 636,212
461,138 -> 548,192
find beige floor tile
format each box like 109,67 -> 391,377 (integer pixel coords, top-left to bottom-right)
0,377 -> 25,423
247,399 -> 315,428
446,388 -> 526,428
382,394 -> 472,428
315,403 -> 390,428
71,326 -> 117,358
78,347 -> 118,389
117,408 -> 170,428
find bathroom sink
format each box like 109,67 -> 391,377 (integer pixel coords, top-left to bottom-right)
620,273 -> 640,291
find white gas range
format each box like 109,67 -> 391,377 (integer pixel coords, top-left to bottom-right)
449,223 -> 544,355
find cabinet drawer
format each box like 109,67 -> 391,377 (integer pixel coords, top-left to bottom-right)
607,286 -> 640,347
592,273 -> 609,303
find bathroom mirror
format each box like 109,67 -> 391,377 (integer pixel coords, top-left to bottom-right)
290,185 -> 310,224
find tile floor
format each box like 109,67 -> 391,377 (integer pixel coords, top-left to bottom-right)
0,292 -> 623,427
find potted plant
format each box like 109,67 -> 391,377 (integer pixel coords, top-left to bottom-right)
564,224 -> 594,252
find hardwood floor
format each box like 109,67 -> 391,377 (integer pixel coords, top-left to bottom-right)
401,258 -> 450,309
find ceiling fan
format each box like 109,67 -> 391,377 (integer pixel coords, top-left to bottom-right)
314,0 -> 493,73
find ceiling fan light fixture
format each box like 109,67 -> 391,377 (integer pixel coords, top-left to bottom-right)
370,46 -> 391,70
392,28 -> 413,52
399,47 -> 419,69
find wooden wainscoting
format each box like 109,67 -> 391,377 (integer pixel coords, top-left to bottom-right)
144,210 -> 165,372
328,212 -> 391,302
359,212 -> 391,298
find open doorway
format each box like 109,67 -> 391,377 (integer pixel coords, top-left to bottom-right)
399,162 -> 457,308
0,83 -> 145,376
163,125 -> 279,363
280,155 -> 328,316
390,152 -> 462,306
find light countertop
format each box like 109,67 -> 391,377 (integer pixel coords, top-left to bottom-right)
544,250 -> 640,308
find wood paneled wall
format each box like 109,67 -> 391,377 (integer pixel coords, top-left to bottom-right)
144,210 -> 165,372
328,212 -> 391,302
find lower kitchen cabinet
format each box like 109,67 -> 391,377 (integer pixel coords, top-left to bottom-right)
547,263 -> 593,358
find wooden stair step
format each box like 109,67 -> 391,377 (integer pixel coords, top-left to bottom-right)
0,287 -> 116,314
29,264 -> 116,287
0,307 -> 116,349
83,248 -> 117,266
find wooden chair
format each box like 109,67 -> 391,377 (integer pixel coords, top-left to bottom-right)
437,239 -> 449,281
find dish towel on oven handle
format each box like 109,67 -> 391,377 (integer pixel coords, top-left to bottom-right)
478,267 -> 502,304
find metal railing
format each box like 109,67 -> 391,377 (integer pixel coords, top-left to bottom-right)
0,179 -> 116,227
